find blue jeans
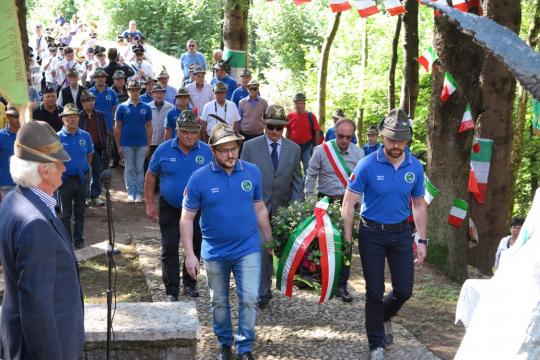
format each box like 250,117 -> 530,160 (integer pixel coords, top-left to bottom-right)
122,146 -> 148,197
204,251 -> 261,354
358,223 -> 414,350
300,141 -> 314,174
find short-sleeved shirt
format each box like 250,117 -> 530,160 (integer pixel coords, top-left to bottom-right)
348,147 -> 425,224
210,76 -> 238,101
149,100 -> 174,145
325,126 -> 357,144
90,86 -> 118,130
140,93 -> 153,103
180,52 -> 207,78
33,104 -> 64,132
165,105 -> 193,140
148,139 -> 212,209
201,100 -> 240,136
286,111 -> 319,145
122,30 -> 143,39
58,127 -> 94,182
363,142 -> 381,156
231,86 -> 248,107
0,126 -> 16,186
183,160 -> 263,261
115,100 -> 153,147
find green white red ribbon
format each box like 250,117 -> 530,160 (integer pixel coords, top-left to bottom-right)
276,197 -> 342,303
322,140 -> 352,188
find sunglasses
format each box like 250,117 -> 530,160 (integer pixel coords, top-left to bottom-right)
248,87 -> 258,91
266,124 -> 284,131
188,44 -> 195,47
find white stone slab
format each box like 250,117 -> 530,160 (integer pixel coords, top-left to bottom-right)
84,302 -> 199,342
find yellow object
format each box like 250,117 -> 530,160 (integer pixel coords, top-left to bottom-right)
0,102 -> 7,128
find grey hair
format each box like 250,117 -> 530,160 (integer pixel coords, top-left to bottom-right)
335,117 -> 357,132
9,156 -> 54,188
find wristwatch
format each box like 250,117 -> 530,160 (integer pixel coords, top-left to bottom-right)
418,239 -> 429,246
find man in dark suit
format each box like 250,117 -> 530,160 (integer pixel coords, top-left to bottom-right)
57,68 -> 85,110
0,121 -> 85,360
240,104 -> 304,308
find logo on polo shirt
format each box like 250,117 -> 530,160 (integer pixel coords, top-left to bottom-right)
195,155 -> 204,165
106,95 -> 112,101
377,175 -> 384,181
79,139 -> 86,146
241,180 -> 252,192
405,172 -> 415,184
140,109 -> 147,115
125,108 -> 131,114
349,173 -> 356,182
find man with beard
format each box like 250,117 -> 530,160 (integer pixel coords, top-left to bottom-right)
145,111 -> 212,300
181,122 -> 273,360
341,109 -> 427,360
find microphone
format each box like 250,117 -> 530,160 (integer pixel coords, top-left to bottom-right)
101,170 -> 112,188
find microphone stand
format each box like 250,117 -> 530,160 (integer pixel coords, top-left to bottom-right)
101,170 -> 114,360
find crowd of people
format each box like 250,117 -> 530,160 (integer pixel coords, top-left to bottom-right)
0,16 -> 433,360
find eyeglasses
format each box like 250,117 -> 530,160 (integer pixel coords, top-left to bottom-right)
188,44 -> 195,48
214,146 -> 239,155
248,87 -> 258,91
266,124 -> 284,131
336,134 -> 353,140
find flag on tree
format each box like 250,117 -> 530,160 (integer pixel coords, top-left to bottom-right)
459,103 -> 474,132
533,99 -> 540,136
354,0 -> 379,18
440,72 -> 458,102
329,0 -> 352,12
448,198 -> 468,228
417,46 -> 438,73
468,138 -> 494,204
383,0 -> 406,16
452,0 -> 469,12
424,178 -> 439,205
294,0 -> 311,4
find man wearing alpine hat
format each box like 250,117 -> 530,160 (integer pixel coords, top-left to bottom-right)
181,122 -> 273,360
145,110 -> 211,300
0,121 -> 85,360
341,108 -> 427,360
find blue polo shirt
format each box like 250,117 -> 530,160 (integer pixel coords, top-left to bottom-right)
115,100 -> 153,147
211,76 -> 238,100
231,86 -> 248,107
90,86 -> 118,131
140,93 -> 153,104
0,126 -> 16,186
148,139 -> 211,209
325,126 -> 358,144
363,142 -> 381,156
180,52 -> 207,78
183,160 -> 263,261
348,147 -> 424,224
58,127 -> 94,183
165,105 -> 193,140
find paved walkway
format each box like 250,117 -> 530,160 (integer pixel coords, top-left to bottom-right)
133,235 -> 439,360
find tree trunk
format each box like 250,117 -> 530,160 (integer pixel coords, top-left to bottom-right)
400,0 -> 419,118
223,0 -> 249,78
468,0 -> 521,275
426,13 -> 483,282
355,19 -> 368,143
388,16 -> 402,111
317,12 -> 341,130
510,0 -> 540,213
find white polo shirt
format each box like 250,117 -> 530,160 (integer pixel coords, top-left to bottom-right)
201,99 -> 240,136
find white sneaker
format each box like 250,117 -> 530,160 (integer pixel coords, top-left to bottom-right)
127,195 -> 135,203
371,347 -> 385,360
135,195 -> 144,203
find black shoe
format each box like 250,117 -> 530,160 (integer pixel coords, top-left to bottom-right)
183,286 -> 199,298
111,162 -> 120,169
258,295 -> 270,309
336,286 -> 353,303
166,294 -> 178,302
74,241 -> 86,250
217,345 -> 232,360
237,352 -> 255,360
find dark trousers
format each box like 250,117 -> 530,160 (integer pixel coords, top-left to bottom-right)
319,193 -> 351,288
158,197 -> 202,296
59,174 -> 90,246
144,145 -> 158,176
111,137 -> 120,166
358,222 -> 414,350
89,147 -> 105,199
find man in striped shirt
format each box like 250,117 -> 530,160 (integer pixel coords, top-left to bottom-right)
185,66 -> 213,116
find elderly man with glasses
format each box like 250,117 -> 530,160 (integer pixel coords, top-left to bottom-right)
180,39 -> 207,81
305,117 -> 364,303
237,79 -> 268,142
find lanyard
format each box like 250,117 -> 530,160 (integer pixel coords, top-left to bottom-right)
214,100 -> 227,121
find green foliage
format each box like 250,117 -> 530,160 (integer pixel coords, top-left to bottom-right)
103,0 -> 223,59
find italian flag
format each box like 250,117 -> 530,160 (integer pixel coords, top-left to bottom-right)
440,72 -> 458,102
424,178 -> 439,205
329,0 -> 352,12
294,0 -> 311,4
533,99 -> 540,135
459,103 -> 474,132
417,46 -> 438,73
468,138 -> 493,204
448,198 -> 468,228
383,0 -> 406,16
452,0 -> 469,12
354,0 -> 379,18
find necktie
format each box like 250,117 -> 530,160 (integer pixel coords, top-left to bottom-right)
271,142 -> 279,172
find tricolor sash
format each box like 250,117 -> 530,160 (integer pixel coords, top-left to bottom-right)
321,140 -> 352,188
